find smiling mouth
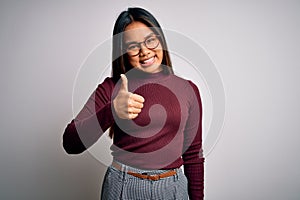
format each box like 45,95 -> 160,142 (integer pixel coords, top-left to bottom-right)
140,56 -> 155,67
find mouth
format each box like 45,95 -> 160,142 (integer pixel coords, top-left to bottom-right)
140,56 -> 156,67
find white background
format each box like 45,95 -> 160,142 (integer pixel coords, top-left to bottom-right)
0,0 -> 299,199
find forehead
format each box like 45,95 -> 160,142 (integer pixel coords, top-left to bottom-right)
124,21 -> 154,42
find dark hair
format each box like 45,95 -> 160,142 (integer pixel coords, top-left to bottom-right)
111,7 -> 173,80
109,7 -> 173,138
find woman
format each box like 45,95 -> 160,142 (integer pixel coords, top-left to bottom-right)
63,7 -> 204,200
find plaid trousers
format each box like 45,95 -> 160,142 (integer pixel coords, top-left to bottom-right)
101,161 -> 188,200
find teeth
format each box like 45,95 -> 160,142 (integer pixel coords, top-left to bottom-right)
142,57 -> 154,64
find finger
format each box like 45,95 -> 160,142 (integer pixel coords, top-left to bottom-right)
128,107 -> 142,114
129,101 -> 144,109
120,74 -> 128,92
131,93 -> 145,103
128,113 -> 139,119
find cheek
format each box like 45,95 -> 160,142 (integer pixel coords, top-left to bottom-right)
127,56 -> 140,67
156,49 -> 163,62
156,43 -> 163,60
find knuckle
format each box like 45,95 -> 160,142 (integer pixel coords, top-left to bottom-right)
129,113 -> 134,119
127,99 -> 132,106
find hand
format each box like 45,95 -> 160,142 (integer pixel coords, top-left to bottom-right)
113,74 -> 145,119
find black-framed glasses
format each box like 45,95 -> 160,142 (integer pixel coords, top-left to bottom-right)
125,35 -> 161,56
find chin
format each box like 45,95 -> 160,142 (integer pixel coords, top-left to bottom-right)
137,64 -> 162,73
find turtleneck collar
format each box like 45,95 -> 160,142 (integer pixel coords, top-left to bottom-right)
126,66 -> 172,81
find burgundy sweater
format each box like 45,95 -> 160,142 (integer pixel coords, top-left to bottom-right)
63,69 -> 204,199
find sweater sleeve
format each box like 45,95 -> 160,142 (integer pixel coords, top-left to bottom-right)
63,77 -> 115,154
182,81 -> 205,200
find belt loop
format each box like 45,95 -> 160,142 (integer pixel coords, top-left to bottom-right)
120,162 -> 126,182
120,162 -> 125,172
124,163 -> 128,173
124,163 -> 129,181
174,169 -> 179,181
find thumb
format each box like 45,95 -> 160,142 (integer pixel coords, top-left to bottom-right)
120,74 -> 128,92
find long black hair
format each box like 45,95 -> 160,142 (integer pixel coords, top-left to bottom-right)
111,7 -> 173,81
109,7 -> 173,138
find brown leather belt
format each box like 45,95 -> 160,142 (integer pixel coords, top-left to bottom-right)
111,161 -> 177,181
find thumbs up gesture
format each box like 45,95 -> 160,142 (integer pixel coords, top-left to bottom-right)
113,74 -> 145,119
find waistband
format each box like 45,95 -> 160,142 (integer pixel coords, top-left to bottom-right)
111,160 -> 179,181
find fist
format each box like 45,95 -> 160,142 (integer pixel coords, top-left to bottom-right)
113,74 -> 145,119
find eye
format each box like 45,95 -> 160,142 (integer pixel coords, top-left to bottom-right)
127,44 -> 139,51
146,37 -> 157,45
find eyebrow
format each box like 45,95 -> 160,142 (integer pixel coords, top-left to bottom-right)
124,32 -> 156,45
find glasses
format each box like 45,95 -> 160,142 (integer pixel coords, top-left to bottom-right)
125,35 -> 160,56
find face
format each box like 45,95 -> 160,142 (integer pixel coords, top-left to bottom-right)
124,21 -> 163,73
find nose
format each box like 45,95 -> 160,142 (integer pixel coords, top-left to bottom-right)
139,43 -> 151,56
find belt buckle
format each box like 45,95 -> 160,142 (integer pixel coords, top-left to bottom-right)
142,172 -> 160,181
147,175 -> 159,181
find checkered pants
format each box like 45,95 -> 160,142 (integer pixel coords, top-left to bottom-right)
101,162 -> 188,200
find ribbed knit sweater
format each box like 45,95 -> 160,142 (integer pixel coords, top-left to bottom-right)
63,68 -> 204,199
